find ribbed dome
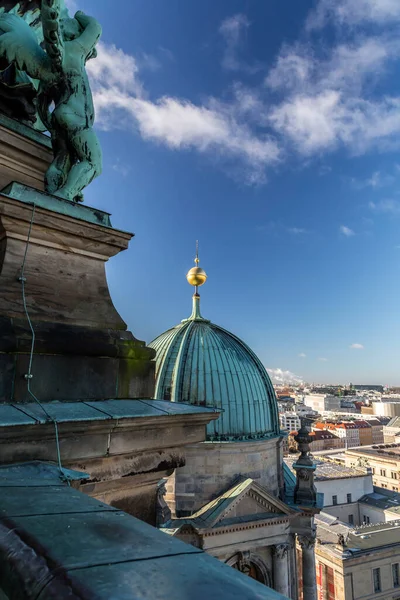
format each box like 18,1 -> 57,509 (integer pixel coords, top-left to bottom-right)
149,295 -> 280,441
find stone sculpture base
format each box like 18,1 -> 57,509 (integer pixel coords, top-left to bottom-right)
0,114 -> 53,192
0,182 -> 155,402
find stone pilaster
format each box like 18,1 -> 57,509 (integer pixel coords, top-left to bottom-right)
272,543 -> 290,597
298,534 -> 317,600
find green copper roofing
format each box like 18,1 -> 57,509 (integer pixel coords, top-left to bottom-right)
149,294 -> 280,441
1,182 -> 112,227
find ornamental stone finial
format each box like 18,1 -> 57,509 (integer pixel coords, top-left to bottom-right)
293,418 -> 317,506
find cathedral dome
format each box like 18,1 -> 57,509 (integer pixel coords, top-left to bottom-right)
149,254 -> 279,441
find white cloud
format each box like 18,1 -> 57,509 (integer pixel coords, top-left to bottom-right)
340,225 -> 355,236
87,42 -> 144,98
219,14 -> 253,72
307,0 -> 400,29
287,227 -> 308,234
86,1 -> 400,185
318,357 -> 328,362
138,53 -> 161,72
350,343 -> 364,349
267,36 -> 400,156
88,43 -> 280,184
112,161 -> 131,177
268,368 -> 303,385
298,353 -> 307,358
63,0 -> 78,14
369,199 -> 400,214
351,170 -> 396,189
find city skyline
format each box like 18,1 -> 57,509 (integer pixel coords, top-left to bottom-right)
77,0 -> 400,384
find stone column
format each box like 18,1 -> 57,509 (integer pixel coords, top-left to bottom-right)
298,535 -> 317,600
272,544 -> 290,597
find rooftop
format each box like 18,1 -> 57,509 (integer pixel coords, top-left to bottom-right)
316,512 -> 400,554
359,488 -> 400,514
0,462 -> 281,600
346,443 -> 400,459
284,456 -> 367,481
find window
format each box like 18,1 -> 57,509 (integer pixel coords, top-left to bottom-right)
382,484 -> 388,488
363,515 -> 370,524
373,568 -> 381,593
392,472 -> 398,480
393,486 -> 398,492
393,563 -> 400,588
381,469 -> 386,477
332,495 -> 338,505
348,514 -> 354,525
372,467 -> 375,474
347,493 -> 352,503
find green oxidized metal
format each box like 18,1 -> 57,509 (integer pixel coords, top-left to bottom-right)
149,294 -> 280,442
0,0 -> 102,202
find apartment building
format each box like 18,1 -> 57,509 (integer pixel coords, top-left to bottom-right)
303,394 -> 341,413
345,444 -> 400,492
284,456 -> 372,508
288,429 -> 344,453
315,516 -> 400,600
314,422 -> 361,448
353,420 -> 373,446
367,418 -> 385,444
384,416 -> 400,443
279,412 -> 301,432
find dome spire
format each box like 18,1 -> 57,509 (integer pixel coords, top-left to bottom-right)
186,241 -> 207,320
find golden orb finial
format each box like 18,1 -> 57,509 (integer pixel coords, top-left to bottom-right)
186,240 -> 207,288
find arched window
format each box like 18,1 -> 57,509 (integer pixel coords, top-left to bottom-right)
225,552 -> 271,587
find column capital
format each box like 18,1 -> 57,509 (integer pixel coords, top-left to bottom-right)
298,534 -> 316,550
272,543 -> 289,559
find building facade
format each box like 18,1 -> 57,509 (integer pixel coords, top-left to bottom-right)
353,420 -> 373,446
303,395 -> 341,413
384,417 -> 400,443
280,412 -> 301,432
315,516 -> 400,600
345,445 -> 400,492
288,430 -> 344,453
313,422 -> 360,448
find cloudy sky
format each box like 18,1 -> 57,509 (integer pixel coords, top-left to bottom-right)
75,0 -> 400,385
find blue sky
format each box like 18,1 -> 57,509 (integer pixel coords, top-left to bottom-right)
70,0 -> 400,385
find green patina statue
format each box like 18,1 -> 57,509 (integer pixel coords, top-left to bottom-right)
0,0 -> 102,202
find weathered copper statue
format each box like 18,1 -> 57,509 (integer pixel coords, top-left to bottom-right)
0,0 -> 102,202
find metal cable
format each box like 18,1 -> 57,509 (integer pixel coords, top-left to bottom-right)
19,203 -> 70,485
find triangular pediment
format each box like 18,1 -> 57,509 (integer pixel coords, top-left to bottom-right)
187,477 -> 296,529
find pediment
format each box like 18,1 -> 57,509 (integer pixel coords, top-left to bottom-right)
189,477 -> 295,529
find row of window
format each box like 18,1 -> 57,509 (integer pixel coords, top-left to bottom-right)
373,467 -> 399,479
332,494 -> 352,505
373,564 -> 400,593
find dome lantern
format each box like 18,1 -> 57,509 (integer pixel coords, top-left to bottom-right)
186,240 -> 207,290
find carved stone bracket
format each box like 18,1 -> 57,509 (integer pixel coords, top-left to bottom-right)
156,479 -> 172,527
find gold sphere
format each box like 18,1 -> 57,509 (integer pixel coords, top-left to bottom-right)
187,266 -> 207,287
